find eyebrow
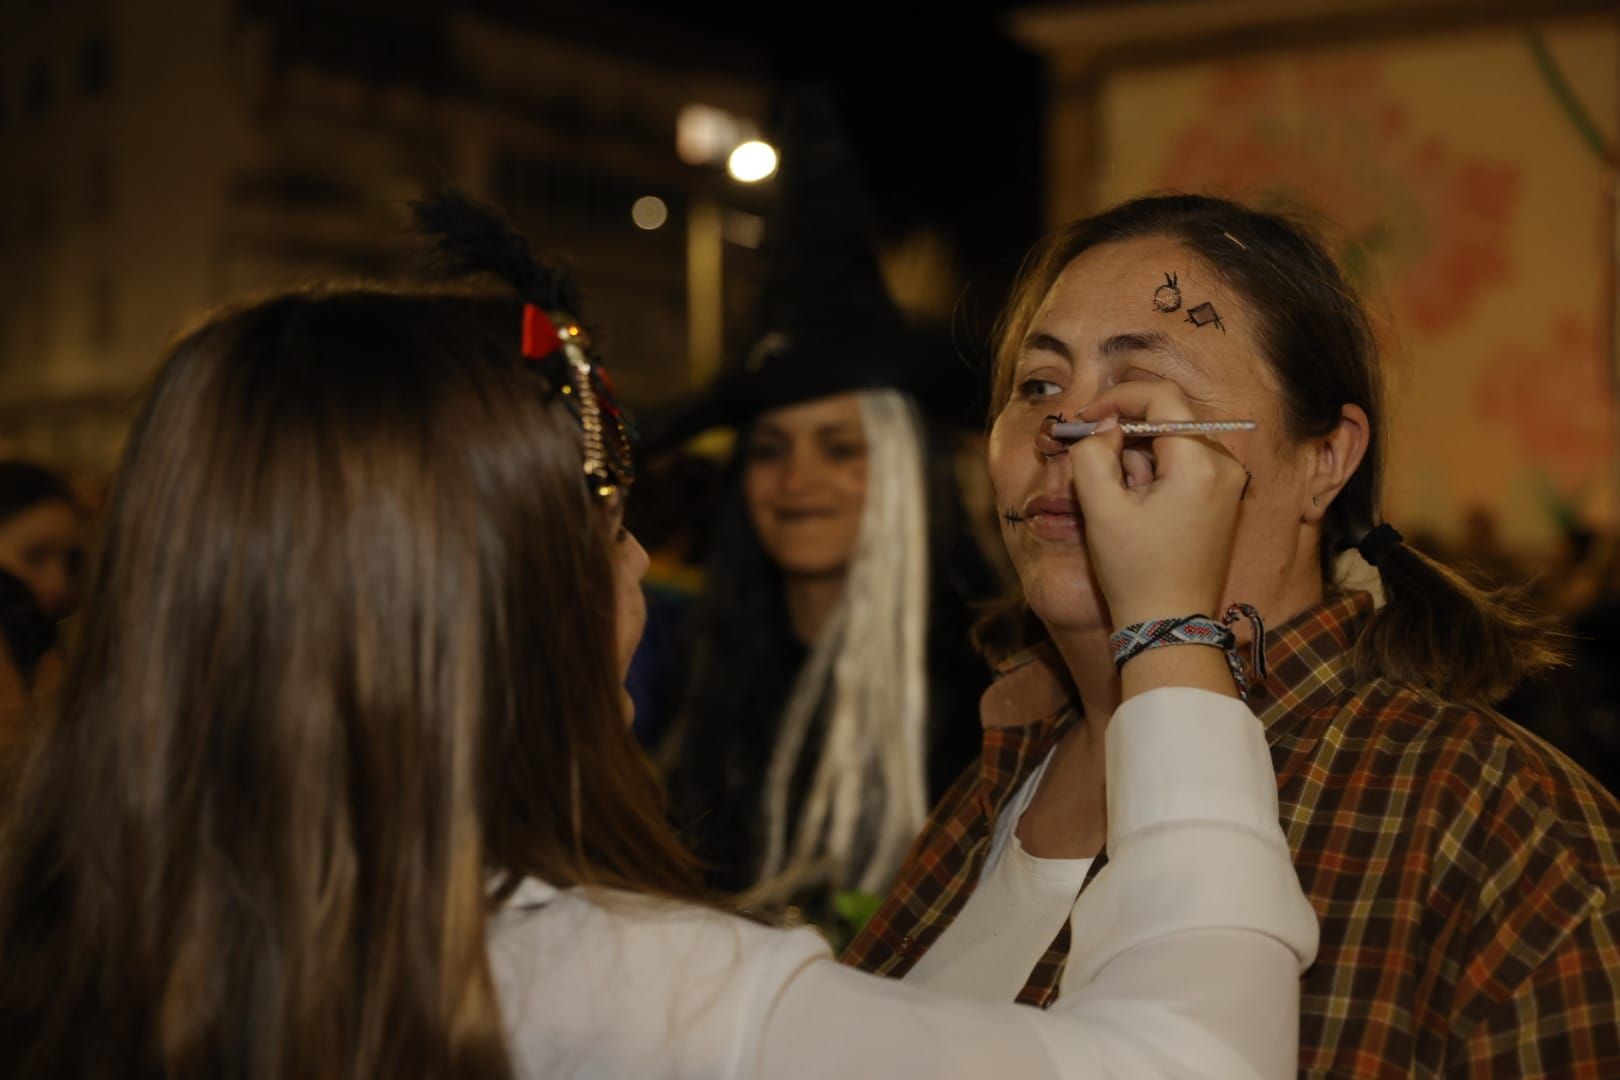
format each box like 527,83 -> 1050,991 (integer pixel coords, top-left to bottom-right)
1021,330 -> 1073,361
1021,328 -> 1204,376
752,420 -> 862,439
814,423 -> 861,438
1098,330 -> 1203,375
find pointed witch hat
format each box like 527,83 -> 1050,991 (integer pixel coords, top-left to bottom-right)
640,87 -> 973,453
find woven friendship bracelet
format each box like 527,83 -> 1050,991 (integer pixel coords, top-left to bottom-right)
1109,616 -> 1233,670
1109,603 -> 1269,701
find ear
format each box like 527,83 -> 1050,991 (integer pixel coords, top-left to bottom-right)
1304,404 -> 1369,523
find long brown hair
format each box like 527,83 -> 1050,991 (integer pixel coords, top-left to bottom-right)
987,194 -> 1562,706
0,288 -> 702,1078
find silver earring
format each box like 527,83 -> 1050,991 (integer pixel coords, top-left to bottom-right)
1312,495 -> 1321,508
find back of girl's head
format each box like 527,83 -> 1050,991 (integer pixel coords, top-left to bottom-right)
0,286 -> 694,1077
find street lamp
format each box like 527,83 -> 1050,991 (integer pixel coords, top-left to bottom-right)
727,140 -> 778,184
679,105 -> 777,383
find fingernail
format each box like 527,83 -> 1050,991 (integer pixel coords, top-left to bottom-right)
1095,415 -> 1118,433
1049,420 -> 1098,440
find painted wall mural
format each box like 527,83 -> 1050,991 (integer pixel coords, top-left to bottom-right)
1096,21 -> 1619,548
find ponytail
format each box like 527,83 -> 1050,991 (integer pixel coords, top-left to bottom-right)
1350,526 -> 1566,708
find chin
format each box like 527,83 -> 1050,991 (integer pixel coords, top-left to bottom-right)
1019,554 -> 1110,635
769,549 -> 851,578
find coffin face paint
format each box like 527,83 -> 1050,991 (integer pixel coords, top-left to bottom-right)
1185,301 -> 1225,332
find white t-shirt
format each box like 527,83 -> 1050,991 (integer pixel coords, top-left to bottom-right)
905,750 -> 1094,999
904,700 -> 1302,1072
486,688 -> 1318,1079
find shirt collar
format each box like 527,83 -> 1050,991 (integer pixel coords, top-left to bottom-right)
1248,591 -> 1372,737
500,876 -> 560,910
980,640 -> 1075,731
977,590 -> 1374,738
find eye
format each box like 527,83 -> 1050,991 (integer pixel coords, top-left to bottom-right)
745,439 -> 787,464
1017,377 -> 1063,401
822,440 -> 866,463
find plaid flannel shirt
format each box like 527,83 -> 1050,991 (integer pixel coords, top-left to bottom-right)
843,591 -> 1620,1076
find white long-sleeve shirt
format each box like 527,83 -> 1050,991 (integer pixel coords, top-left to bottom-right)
904,746 -> 1095,1001
486,687 -> 1319,1078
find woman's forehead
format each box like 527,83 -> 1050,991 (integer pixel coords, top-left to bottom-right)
1033,240 -> 1262,365
753,393 -> 864,435
1043,238 -> 1226,321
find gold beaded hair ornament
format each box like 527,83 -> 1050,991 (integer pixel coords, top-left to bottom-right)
412,190 -> 634,501
519,303 -> 634,499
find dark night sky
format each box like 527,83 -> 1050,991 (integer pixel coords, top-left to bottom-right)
252,0 -> 1050,333
511,0 -> 1050,330
645,2 -> 1048,288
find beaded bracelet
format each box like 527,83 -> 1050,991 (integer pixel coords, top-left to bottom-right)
1108,603 -> 1269,700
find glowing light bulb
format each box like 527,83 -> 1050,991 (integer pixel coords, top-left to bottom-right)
631,196 -> 668,230
727,140 -> 778,183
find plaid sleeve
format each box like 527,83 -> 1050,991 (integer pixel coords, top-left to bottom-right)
1439,754 -> 1620,1076
839,757 -> 988,975
1451,899 -> 1620,1076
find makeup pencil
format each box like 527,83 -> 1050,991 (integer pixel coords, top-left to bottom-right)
1047,418 -> 1258,441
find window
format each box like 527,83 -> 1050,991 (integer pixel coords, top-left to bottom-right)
88,154 -> 112,219
81,34 -> 111,96
30,181 -> 52,242
24,64 -> 50,120
90,272 -> 116,350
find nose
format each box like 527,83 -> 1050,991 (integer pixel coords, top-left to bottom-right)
780,447 -> 822,495
1035,417 -> 1068,458
627,531 -> 650,583
35,563 -> 71,613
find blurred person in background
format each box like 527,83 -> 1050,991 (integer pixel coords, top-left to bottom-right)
1503,520 -> 1620,795
0,462 -> 84,626
0,463 -> 82,796
844,193 -> 1620,1075
655,93 -> 998,929
0,192 -> 1318,1079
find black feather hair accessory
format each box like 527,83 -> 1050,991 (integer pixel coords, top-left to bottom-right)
410,189 -> 633,498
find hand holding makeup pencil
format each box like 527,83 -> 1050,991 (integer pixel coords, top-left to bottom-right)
1066,382 -> 1251,636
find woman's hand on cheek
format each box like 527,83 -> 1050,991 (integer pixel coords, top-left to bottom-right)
1068,382 -> 1249,630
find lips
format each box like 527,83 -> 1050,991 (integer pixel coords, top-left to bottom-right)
775,506 -> 840,523
1021,493 -> 1083,541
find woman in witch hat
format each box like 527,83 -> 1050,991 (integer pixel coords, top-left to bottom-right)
652,92 -> 999,916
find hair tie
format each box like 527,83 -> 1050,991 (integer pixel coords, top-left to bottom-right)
1356,522 -> 1404,567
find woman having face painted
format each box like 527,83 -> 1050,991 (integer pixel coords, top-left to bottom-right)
845,194 -> 1620,1076
656,92 -> 996,918
0,192 -> 1315,1078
